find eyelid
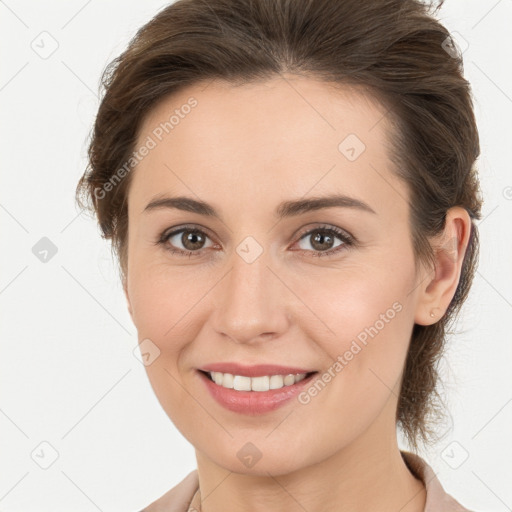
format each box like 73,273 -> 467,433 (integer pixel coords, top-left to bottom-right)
157,223 -> 215,243
293,223 -> 354,244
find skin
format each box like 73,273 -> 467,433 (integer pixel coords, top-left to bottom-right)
123,74 -> 471,512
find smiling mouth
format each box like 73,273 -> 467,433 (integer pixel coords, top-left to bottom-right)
199,369 -> 318,392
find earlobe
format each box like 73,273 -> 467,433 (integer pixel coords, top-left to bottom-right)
414,206 -> 472,326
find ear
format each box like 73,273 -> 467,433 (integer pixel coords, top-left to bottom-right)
123,275 -> 133,321
414,206 -> 472,326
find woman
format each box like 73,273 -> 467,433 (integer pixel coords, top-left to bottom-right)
75,0 -> 482,510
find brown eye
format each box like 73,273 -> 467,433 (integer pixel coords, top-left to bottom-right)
159,227 -> 215,256
157,224 -> 354,259
178,230 -> 207,251
305,229 -> 337,251
294,225 -> 354,258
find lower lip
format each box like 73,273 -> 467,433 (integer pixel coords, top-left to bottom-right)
197,370 -> 318,415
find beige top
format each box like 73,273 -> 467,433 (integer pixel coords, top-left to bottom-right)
139,450 -> 474,511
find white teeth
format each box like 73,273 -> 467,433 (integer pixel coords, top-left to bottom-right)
249,375 -> 269,392
209,371 -> 308,391
233,375 -> 252,391
222,373 -> 234,388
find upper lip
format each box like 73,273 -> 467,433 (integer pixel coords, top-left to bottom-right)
199,363 -> 317,377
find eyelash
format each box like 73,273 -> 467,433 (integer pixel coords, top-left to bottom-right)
155,224 -> 355,259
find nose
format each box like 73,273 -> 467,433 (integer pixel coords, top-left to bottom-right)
210,249 -> 291,345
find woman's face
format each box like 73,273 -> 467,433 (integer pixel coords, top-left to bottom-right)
124,76 -> 430,475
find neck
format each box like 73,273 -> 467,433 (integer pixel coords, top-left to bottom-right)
193,416 -> 426,512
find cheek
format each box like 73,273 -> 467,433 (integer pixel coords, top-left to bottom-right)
296,263 -> 409,345
297,267 -> 412,403
128,260 -> 207,339
127,263 -> 204,424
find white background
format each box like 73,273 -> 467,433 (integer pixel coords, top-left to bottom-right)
1,0 -> 511,510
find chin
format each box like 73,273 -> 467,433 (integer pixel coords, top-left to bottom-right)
225,458 -> 302,477
203,444 -> 310,477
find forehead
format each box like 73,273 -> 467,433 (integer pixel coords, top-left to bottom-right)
137,75 -> 390,157
130,76 -> 408,219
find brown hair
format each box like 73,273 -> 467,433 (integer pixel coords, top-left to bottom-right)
75,0 -> 483,452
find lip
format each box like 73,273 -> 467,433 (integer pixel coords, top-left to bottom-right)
197,369 -> 318,415
199,362 -> 317,377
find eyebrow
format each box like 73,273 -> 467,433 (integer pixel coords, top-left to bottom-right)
143,194 -> 376,219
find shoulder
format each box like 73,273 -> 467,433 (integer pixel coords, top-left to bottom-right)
138,469 -> 199,512
400,451 -> 475,512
